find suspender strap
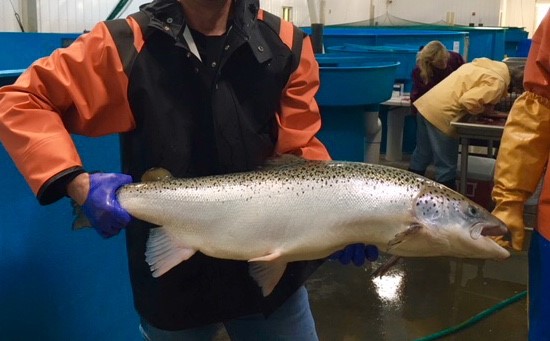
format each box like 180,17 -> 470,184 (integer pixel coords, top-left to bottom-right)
290,26 -> 304,72
129,11 -> 150,34
104,11 -> 150,76
261,10 -> 281,34
259,10 -> 303,72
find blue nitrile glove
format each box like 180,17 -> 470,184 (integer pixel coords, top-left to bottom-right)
330,244 -> 379,266
82,173 -> 133,238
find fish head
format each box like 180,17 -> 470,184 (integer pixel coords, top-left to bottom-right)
391,182 -> 510,260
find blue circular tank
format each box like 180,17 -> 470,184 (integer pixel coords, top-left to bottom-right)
315,54 -> 399,106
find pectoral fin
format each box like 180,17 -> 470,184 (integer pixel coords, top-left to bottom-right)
248,250 -> 282,262
145,227 -> 196,277
371,255 -> 402,277
248,259 -> 287,296
71,199 -> 91,230
387,223 -> 423,251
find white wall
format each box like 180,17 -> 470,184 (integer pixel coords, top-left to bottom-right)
262,0 -> 503,27
501,0 -> 537,34
37,0 -> 113,32
0,0 -> 541,35
37,0 -> 150,32
1,0 -> 24,32
382,0 -> 502,26
118,0 -> 150,18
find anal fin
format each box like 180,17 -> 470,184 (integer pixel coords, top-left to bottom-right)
145,227 -> 196,277
249,260 -> 288,296
248,250 -> 282,262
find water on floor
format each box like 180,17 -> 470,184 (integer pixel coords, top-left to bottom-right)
307,247 -> 528,340
214,249 -> 528,341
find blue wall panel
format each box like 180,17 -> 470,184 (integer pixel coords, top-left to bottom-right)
0,32 -> 80,70
0,32 -> 140,340
0,135 -> 140,340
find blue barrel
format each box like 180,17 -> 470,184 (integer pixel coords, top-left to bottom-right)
315,54 -> 399,106
314,54 -> 399,162
326,44 -> 417,92
303,27 -> 468,56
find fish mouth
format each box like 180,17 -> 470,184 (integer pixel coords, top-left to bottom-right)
470,222 -> 508,239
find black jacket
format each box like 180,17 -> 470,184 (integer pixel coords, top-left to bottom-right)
105,0 -> 325,330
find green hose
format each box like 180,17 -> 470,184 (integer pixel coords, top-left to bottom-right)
415,290 -> 527,341
106,0 -> 132,20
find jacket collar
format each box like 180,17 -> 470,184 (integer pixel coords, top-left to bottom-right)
139,0 -> 271,64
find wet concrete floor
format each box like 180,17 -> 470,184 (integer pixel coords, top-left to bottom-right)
214,247 -> 528,341
307,247 -> 528,340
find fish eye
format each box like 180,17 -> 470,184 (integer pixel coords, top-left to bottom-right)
467,205 -> 478,216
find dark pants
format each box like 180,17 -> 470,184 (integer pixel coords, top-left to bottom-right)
528,230 -> 550,340
139,286 -> 318,341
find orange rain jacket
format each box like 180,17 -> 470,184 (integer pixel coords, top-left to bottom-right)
492,11 -> 550,250
0,2 -> 329,204
0,0 -> 329,330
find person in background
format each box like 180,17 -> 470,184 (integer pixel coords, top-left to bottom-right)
491,9 -> 550,340
408,40 -> 464,189
0,0 -> 376,340
410,41 -> 465,106
409,57 -> 510,190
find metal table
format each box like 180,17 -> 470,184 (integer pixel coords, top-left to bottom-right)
451,115 -> 505,195
380,94 -> 411,161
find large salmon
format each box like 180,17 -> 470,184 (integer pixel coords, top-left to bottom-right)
116,158 -> 510,296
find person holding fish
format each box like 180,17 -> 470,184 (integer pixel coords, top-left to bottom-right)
0,0 -> 377,339
491,9 -> 550,340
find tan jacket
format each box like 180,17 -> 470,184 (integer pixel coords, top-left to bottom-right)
413,57 -> 510,137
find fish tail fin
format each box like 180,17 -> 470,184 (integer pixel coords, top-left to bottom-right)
248,260 -> 288,296
146,227 -> 196,277
71,199 -> 92,230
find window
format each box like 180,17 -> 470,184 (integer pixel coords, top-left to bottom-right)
536,3 -> 550,30
282,6 -> 293,23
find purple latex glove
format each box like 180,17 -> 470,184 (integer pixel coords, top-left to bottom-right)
330,244 -> 379,266
82,173 -> 133,238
